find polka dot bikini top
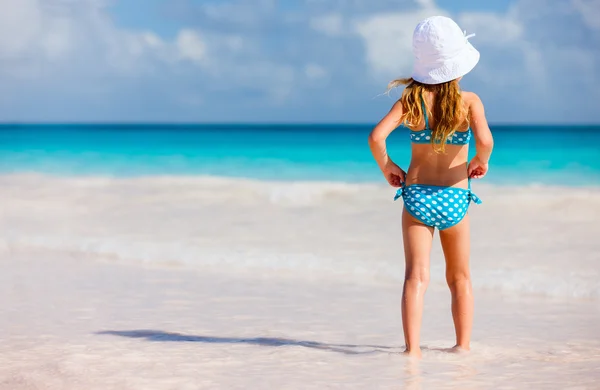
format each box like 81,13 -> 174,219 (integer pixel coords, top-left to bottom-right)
409,96 -> 472,145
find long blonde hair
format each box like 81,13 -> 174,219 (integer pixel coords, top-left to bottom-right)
387,78 -> 469,153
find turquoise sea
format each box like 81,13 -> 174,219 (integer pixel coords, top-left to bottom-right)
1,124 -> 599,186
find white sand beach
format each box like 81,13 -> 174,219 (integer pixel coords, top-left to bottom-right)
1,174 -> 599,389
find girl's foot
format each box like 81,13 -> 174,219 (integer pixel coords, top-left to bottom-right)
449,345 -> 470,353
403,348 -> 423,359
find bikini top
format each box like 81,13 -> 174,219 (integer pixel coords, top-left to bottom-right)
409,96 -> 472,145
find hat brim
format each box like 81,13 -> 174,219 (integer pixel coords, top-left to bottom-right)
412,43 -> 480,85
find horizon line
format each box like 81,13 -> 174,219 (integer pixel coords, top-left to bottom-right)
1,122 -> 599,127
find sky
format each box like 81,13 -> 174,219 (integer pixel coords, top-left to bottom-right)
0,0 -> 599,124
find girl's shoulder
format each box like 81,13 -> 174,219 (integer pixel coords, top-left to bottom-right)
460,91 -> 483,108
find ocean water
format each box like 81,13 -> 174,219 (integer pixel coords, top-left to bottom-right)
1,124 -> 599,186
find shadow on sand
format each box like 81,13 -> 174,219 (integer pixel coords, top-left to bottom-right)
96,330 -> 403,355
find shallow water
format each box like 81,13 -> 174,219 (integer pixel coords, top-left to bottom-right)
0,250 -> 598,389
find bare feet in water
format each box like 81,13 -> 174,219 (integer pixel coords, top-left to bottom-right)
403,348 -> 422,359
449,345 -> 470,353
404,345 -> 469,358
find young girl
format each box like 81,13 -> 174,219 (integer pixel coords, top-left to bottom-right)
368,16 -> 494,358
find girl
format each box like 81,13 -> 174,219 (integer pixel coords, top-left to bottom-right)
368,16 -> 494,358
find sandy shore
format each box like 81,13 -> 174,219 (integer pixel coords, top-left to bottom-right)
1,248 -> 599,390
1,174 -> 599,388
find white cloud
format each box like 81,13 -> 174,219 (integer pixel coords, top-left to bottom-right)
309,13 -> 345,36
0,0 -> 168,77
41,16 -> 75,59
572,0 -> 600,30
415,0 -> 436,7
457,10 -> 546,86
459,12 -> 523,45
354,8 -> 447,77
198,0 -> 276,26
0,0 -> 43,57
0,0 -> 304,122
304,63 -> 328,81
0,0 -> 253,77
176,29 -> 207,65
458,0 -> 600,121
0,0 -> 288,87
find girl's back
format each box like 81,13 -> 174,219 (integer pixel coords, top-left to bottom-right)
406,90 -> 477,188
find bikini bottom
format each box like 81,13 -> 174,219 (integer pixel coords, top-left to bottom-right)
394,181 -> 482,230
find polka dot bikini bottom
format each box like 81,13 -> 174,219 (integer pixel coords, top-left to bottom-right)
394,182 -> 482,230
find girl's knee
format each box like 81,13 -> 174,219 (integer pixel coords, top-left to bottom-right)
405,265 -> 430,285
445,271 -> 471,289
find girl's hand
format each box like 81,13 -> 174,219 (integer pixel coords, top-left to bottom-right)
382,160 -> 406,187
468,156 -> 489,179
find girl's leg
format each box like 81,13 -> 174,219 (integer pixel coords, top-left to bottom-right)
439,214 -> 473,351
401,208 -> 434,357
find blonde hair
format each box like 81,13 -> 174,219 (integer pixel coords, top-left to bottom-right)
387,78 -> 469,153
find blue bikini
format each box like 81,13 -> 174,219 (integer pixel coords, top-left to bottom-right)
409,97 -> 473,145
394,97 -> 482,230
395,182 -> 482,230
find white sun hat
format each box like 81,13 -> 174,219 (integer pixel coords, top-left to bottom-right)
411,16 -> 480,85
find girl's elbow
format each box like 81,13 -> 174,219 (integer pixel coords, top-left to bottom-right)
368,132 -> 382,145
478,137 -> 494,150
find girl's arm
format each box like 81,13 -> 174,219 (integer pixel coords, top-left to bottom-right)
368,100 -> 406,187
467,93 -> 494,179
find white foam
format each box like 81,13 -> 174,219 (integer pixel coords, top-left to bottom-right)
1,173 -> 599,300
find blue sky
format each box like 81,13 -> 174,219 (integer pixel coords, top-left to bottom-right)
0,0 -> 599,124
